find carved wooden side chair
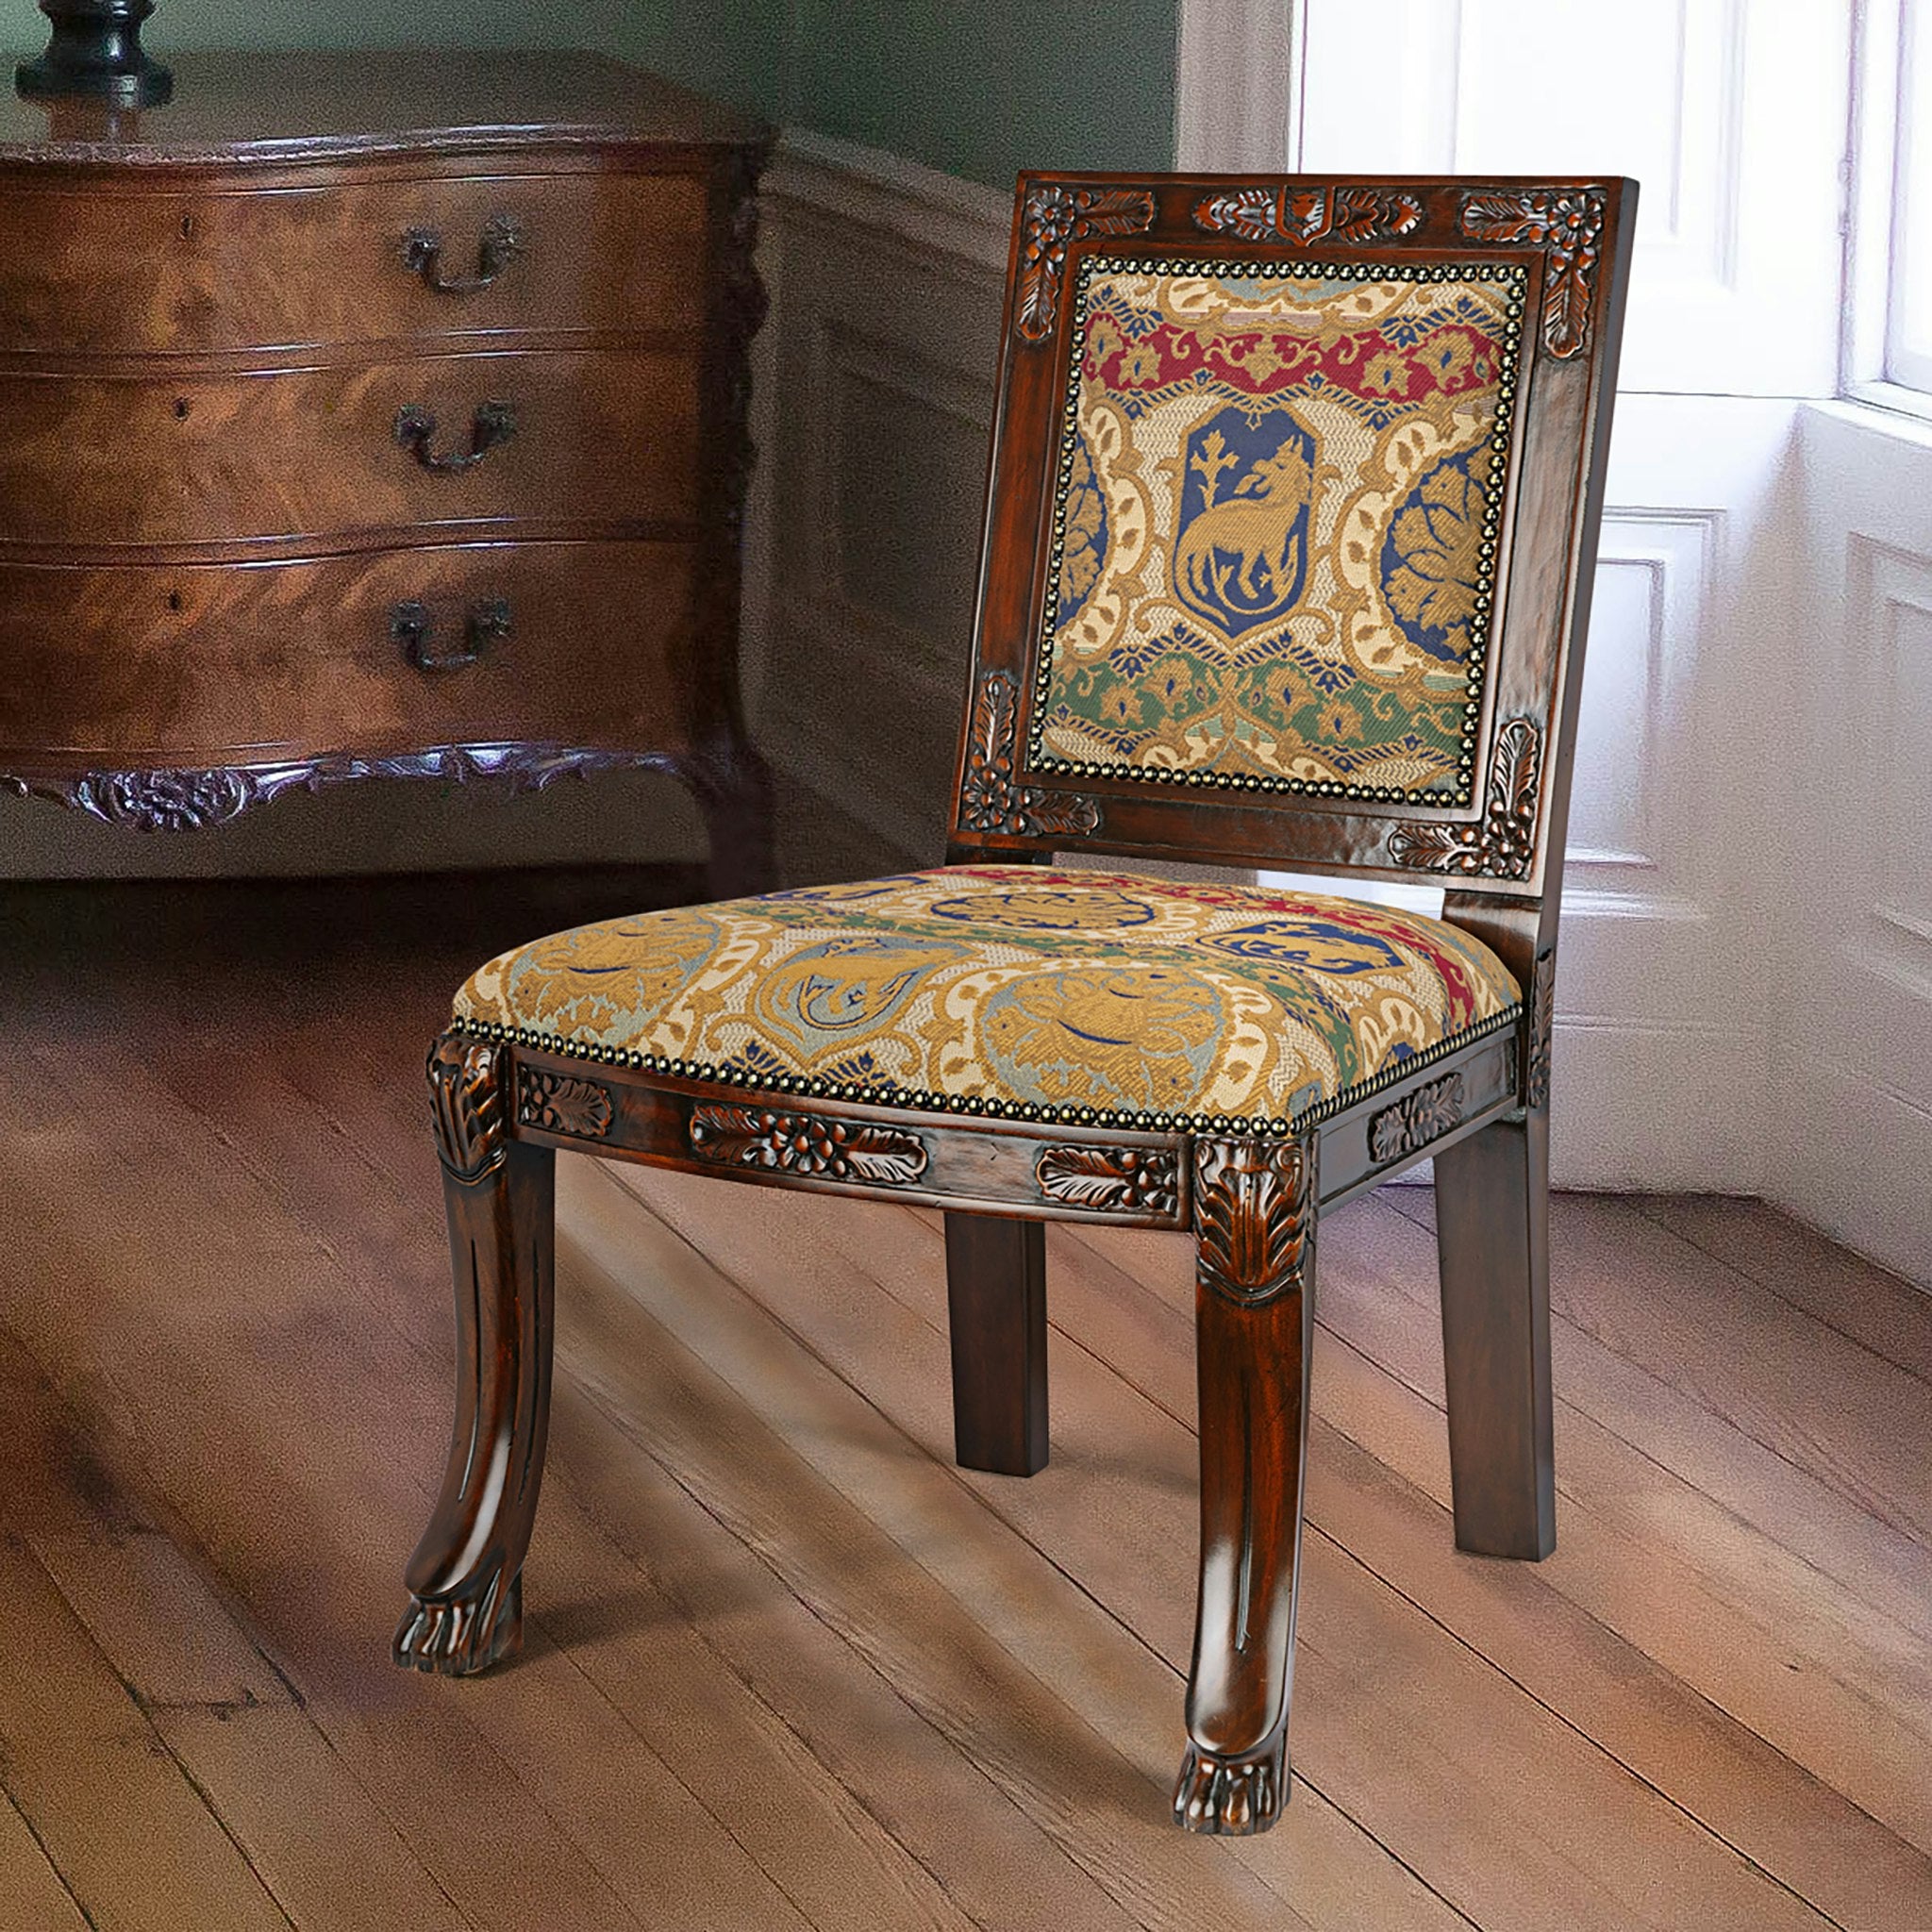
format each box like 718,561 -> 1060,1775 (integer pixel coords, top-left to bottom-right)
394,172 -> 1636,1836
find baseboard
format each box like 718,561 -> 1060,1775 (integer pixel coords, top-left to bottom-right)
1772,1059 -> 1932,1290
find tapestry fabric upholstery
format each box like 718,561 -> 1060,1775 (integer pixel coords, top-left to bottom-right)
1034,258 -> 1526,807
455,868 -> 1522,1137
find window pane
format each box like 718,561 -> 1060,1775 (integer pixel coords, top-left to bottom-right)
1889,0 -> 1932,391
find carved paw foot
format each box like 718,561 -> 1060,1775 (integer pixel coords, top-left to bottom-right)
1173,1732 -> 1288,1835
392,1570 -> 523,1675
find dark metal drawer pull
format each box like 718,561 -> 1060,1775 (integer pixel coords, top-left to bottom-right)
393,401 -> 517,473
402,213 -> 525,294
391,598 -> 511,673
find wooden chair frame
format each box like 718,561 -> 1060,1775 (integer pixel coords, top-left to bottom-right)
394,172 -> 1637,1837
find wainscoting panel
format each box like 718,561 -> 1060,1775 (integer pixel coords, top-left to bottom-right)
746,134 -> 1010,875
1779,417 -> 1932,1282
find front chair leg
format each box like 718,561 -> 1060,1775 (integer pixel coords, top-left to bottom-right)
1174,1132 -> 1317,1836
394,1032 -> 557,1676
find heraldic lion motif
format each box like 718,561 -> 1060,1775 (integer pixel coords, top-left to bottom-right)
1035,261 -> 1524,801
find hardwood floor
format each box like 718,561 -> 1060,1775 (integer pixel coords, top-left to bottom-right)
1,873 -> 1927,1931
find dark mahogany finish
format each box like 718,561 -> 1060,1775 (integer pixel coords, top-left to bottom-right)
0,52 -> 772,895
395,172 -> 1637,1837
943,1213 -> 1049,1476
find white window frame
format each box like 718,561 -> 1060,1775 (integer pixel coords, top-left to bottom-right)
1845,0 -> 1932,418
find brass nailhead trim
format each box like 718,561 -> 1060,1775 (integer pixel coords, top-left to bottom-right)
457,1003 -> 1522,1142
1028,254 -> 1529,811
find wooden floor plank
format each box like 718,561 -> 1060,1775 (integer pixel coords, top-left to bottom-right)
563,1165 -> 1453,1932
1049,1219 -> 1932,1931
1138,1193 -> 1932,1864
1389,1188 -> 1932,1591
0,1538 -> 293,1932
151,1705 -> 477,1932
525,1488 -> 991,1932
592,1163 -> 1836,1932
0,1057 -> 734,1932
1548,1196 -> 1932,1543
1352,1190 -> 1932,1723
543,1389 -> 1169,1932
0,1789 -> 91,1932
1633,1194 -> 1932,1386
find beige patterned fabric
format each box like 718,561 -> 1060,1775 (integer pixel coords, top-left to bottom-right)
1034,258 -> 1526,805
456,867 -> 1522,1136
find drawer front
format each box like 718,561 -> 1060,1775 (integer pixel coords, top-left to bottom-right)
0,542 -> 703,761
0,350 -> 699,550
0,168 -> 714,357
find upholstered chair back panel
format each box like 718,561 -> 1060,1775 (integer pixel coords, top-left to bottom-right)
951,177 -> 1636,904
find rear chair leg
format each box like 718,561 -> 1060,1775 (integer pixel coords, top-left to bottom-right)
1174,1133 -> 1317,1836
943,1213 -> 1048,1475
394,1032 -> 557,1674
1433,1108 -> 1556,1560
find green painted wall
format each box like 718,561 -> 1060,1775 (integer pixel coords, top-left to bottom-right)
10,2 -> 1174,188
6,0 -> 619,55
771,2 -> 1176,187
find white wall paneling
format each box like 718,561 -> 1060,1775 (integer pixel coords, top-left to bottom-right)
1780,402 -> 1932,1283
1552,395 -> 1803,1191
1297,0 -> 1850,396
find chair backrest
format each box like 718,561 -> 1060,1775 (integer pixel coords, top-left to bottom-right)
947,173 -> 1636,971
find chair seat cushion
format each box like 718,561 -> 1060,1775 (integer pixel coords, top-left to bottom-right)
455,867 -> 1522,1136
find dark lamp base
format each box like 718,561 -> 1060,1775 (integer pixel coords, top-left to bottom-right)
16,4 -> 174,108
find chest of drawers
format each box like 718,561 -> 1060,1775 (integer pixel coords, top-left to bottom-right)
0,52 -> 772,891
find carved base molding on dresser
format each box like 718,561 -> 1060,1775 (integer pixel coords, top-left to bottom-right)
0,53 -> 774,899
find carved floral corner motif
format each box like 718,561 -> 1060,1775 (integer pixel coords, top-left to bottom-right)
516,1068 -> 614,1141
1036,1144 -> 1180,1217
1525,950 -> 1556,1111
1367,1072 -> 1465,1168
688,1105 -> 928,1187
1387,716 -> 1541,881
1193,1136 -> 1315,1307
1192,184 -> 1424,247
957,671 -> 1101,839
1458,188 -> 1606,359
427,1032 -> 507,1183
1016,183 -> 1157,342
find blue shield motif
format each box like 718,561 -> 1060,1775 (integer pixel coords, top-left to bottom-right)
1172,405 -> 1315,638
